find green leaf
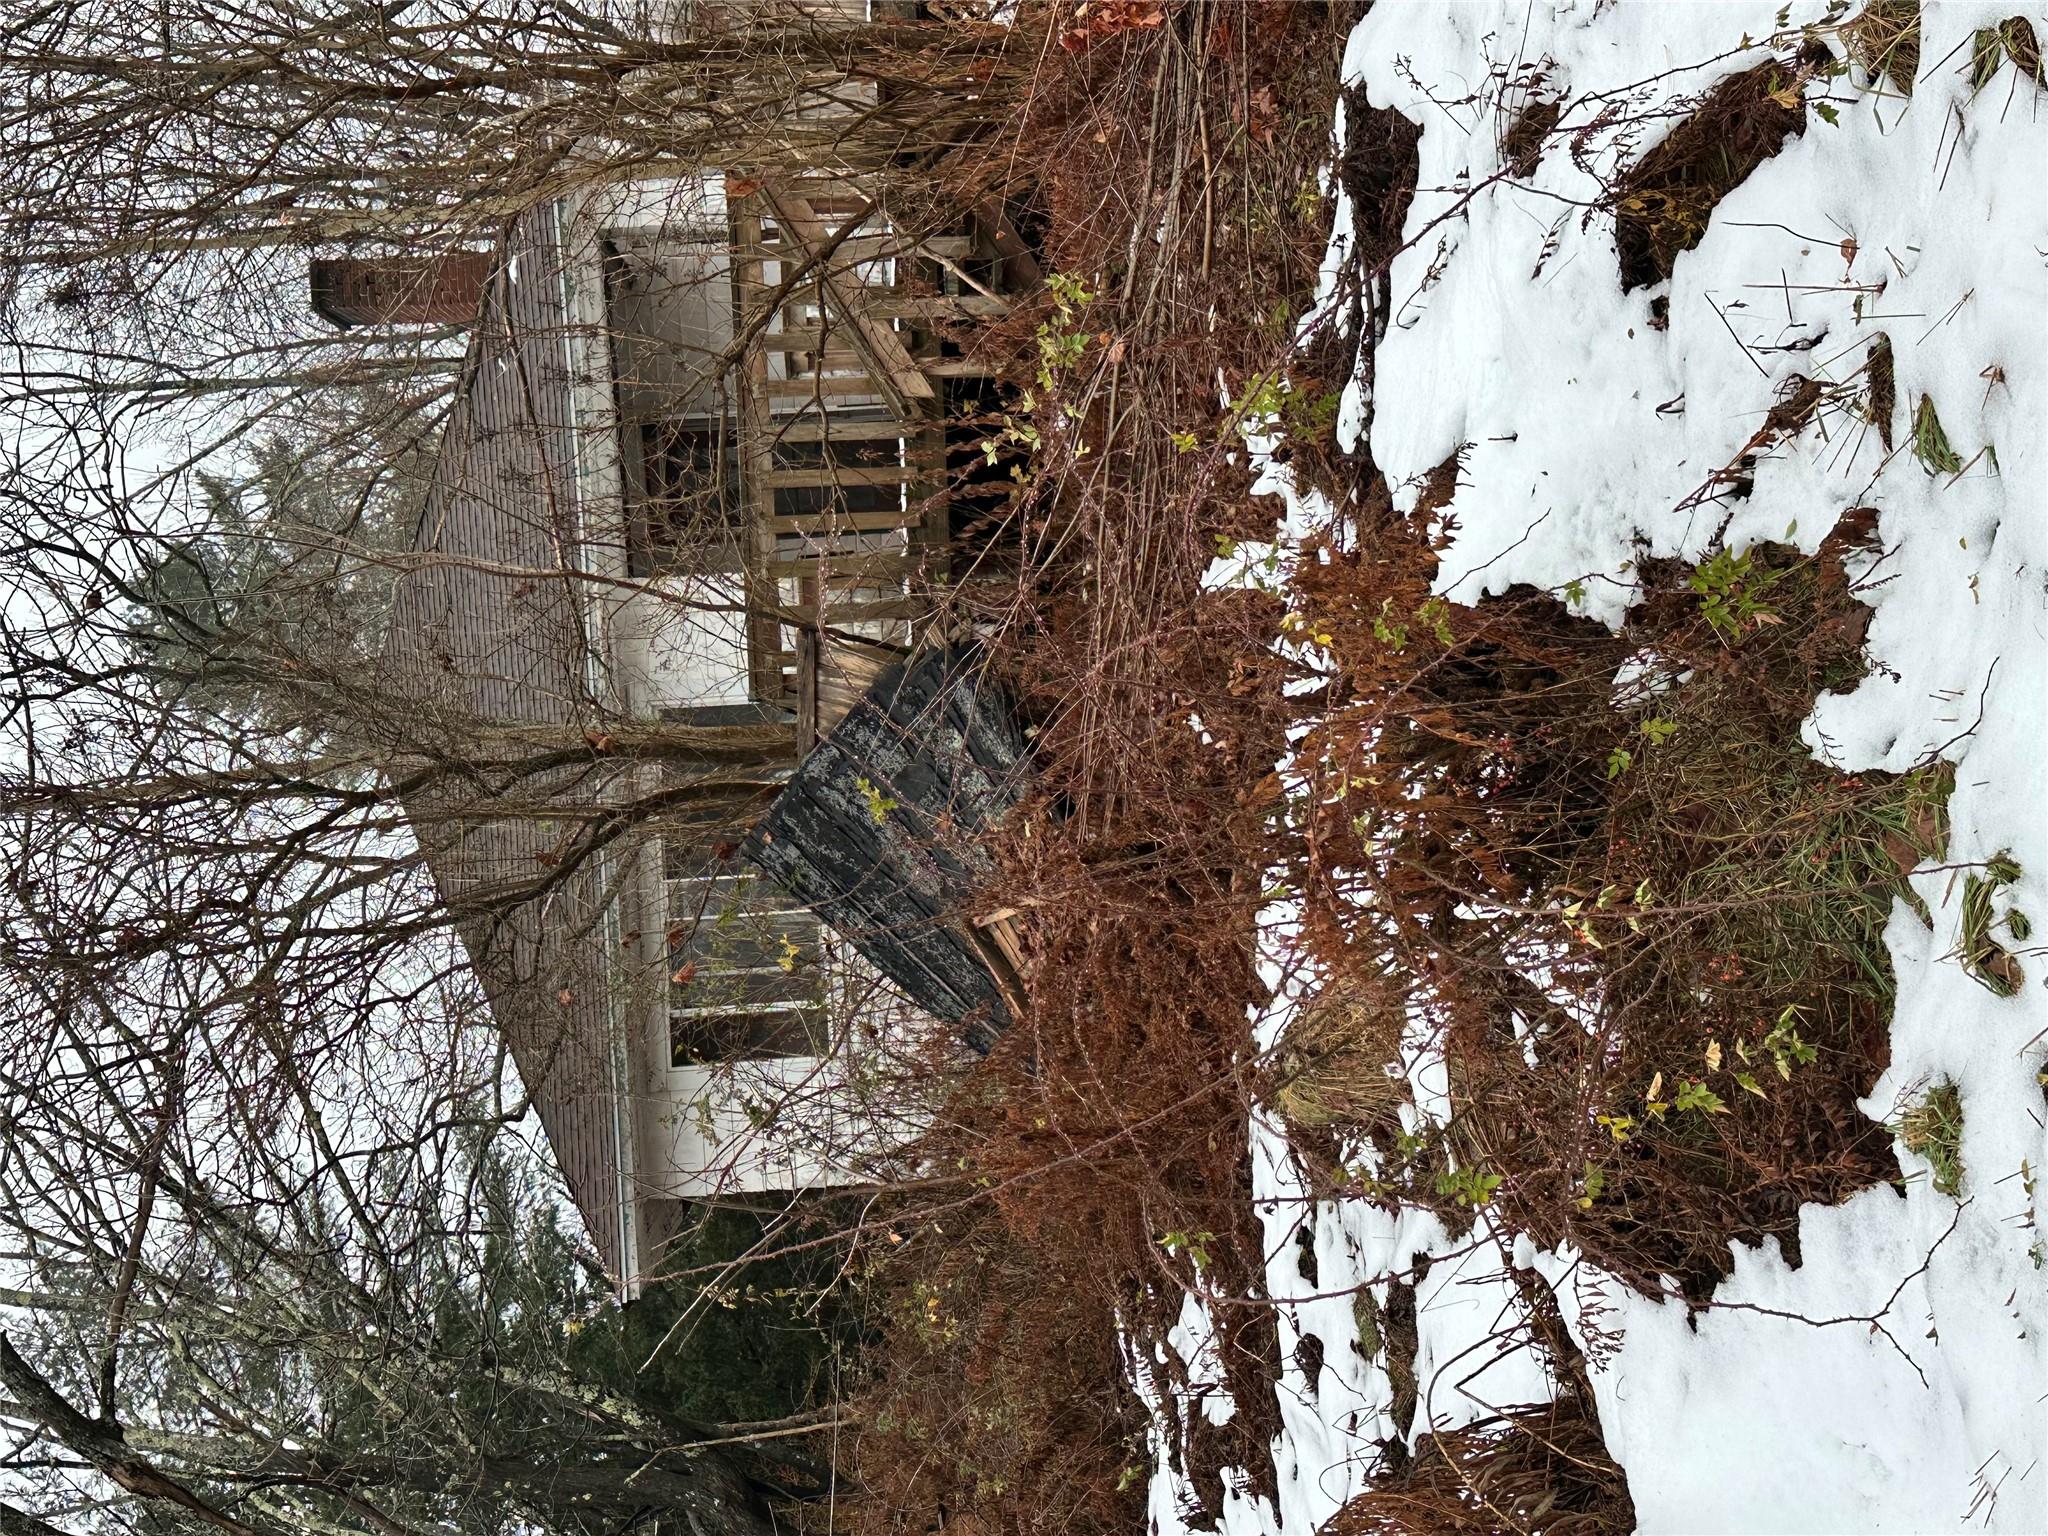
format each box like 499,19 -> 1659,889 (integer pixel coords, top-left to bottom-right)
1675,1079 -> 1728,1115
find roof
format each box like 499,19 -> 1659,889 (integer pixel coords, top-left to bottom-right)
742,648 -> 1028,1053
382,205 -> 640,1284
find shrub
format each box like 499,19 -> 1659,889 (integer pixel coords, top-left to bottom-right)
1289,504 -> 1950,1299
578,1201 -> 856,1428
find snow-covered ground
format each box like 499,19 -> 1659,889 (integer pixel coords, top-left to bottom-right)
1151,4 -> 2048,1531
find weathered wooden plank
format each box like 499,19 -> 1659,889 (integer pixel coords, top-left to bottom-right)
759,181 -> 936,408
780,597 -> 925,624
765,464 -> 916,489
763,322 -> 984,355
867,293 -> 1011,320
758,415 -> 909,445
919,359 -> 1001,379
733,195 -> 784,706
762,374 -> 887,400
805,233 -> 977,264
767,551 -> 923,580
772,513 -> 921,540
794,630 -> 819,756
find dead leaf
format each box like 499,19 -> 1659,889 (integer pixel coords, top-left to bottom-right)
1883,832 -> 1921,878
1239,771 -> 1284,808
1987,947 -> 2026,992
1059,0 -> 1165,52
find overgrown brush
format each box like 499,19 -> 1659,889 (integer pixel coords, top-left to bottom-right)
843,3 -> 1362,1527
1613,58 -> 1812,292
1287,488 -> 1950,1299
1322,1233 -> 1633,1532
1324,1391 -> 1634,1536
845,593 -> 1297,1531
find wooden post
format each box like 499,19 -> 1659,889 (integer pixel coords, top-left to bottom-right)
731,187 -> 786,709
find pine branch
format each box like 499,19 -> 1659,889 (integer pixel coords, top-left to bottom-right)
0,1334 -> 261,1536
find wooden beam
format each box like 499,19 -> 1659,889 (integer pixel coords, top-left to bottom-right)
771,508 -> 922,535
765,464 -> 919,488
868,293 -> 1010,319
758,415 -> 908,444
768,551 -> 923,580
760,181 -> 936,411
732,194 -> 785,707
762,374 -> 889,400
920,359 -> 1000,379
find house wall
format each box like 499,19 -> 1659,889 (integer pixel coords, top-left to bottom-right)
633,930 -> 939,1200
552,153 -> 990,1239
562,178 -> 763,719
560,178 -> 931,1219
611,577 -> 755,710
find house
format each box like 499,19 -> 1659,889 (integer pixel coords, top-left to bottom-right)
359,161 -> 1037,1292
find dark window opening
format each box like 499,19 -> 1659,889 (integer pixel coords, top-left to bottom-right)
631,419 -> 746,578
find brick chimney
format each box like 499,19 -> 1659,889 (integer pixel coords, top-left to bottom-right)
309,250 -> 492,329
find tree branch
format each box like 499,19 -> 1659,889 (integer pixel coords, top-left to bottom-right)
0,1334 -> 261,1536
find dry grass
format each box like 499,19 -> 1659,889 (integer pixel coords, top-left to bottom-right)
1958,853 -> 2026,996
843,3 -> 1363,1529
1613,59 -> 1810,292
1287,486 -> 1949,1298
1846,0 -> 1922,95
1324,1392 -> 1634,1536
1896,1079 -> 1966,1195
1500,96 -> 1562,179
1993,17 -> 2045,84
1866,334 -> 1897,452
1269,972 -> 1409,1139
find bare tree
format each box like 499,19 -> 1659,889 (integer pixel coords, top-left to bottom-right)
0,1013 -> 816,1534
0,3 -> 1042,1527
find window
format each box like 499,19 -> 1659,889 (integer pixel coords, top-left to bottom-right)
665,841 -> 826,1065
633,419 -> 745,577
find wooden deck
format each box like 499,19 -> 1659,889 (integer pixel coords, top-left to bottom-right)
728,176 -> 1009,746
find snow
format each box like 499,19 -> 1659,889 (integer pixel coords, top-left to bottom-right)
1145,3 -> 2048,1531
